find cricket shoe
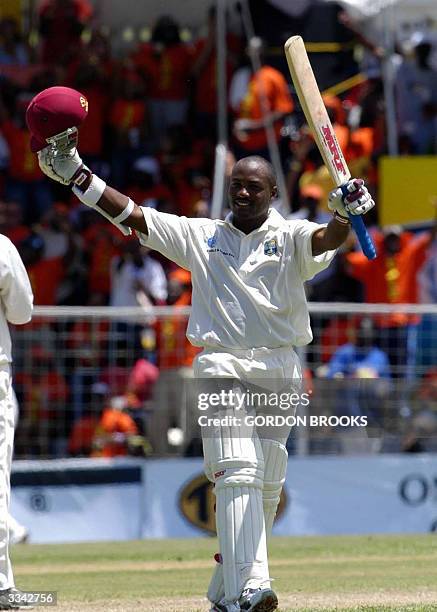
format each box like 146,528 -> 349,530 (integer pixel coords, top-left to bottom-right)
239,587 -> 278,612
210,599 -> 241,612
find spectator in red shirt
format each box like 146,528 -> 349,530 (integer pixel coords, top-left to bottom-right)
18,233 -> 64,306
15,347 -> 69,456
71,62 -> 109,171
347,215 -> 437,377
132,15 -> 194,146
0,199 -> 30,246
190,6 -> 239,138
126,358 -> 159,405
38,0 -> 93,66
0,96 -> 52,223
108,71 -> 147,188
126,157 -> 173,209
81,212 -> 122,304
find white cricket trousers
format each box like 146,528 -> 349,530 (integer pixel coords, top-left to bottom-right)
194,345 -> 302,602
194,345 -> 302,446
0,365 -> 15,589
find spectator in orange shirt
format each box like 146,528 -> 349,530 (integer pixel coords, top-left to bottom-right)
132,15 -> 194,146
231,38 -> 294,159
346,214 -> 437,377
69,382 -> 139,458
156,267 -> 201,370
152,267 -> 201,454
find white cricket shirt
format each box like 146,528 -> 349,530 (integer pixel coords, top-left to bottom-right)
138,207 -> 335,349
0,235 -> 33,363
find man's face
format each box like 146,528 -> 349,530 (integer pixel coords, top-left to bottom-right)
228,160 -> 276,225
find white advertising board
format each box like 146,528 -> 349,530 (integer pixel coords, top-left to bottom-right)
10,454 -> 437,542
11,459 -> 144,543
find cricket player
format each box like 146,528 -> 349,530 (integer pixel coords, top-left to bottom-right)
0,236 -> 33,610
30,91 -> 374,612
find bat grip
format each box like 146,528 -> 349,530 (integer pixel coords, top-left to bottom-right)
341,185 -> 377,260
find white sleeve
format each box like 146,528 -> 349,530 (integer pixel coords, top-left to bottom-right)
290,220 -> 337,282
0,238 -> 33,324
137,207 -> 192,270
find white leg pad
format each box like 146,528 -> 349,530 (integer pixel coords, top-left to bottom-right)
207,561 -> 224,605
261,439 -> 288,540
214,460 -> 268,602
207,439 -> 288,604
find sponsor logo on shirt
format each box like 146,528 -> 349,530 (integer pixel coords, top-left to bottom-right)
205,235 -> 235,257
264,238 -> 278,256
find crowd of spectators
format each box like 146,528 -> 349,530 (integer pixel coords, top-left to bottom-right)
1,0 -> 437,457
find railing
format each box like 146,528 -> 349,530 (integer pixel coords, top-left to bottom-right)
10,304 -> 437,459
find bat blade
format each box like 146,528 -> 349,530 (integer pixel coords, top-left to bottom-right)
284,35 -> 350,187
284,36 -> 376,260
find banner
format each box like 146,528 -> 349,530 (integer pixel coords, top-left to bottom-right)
144,454 -> 437,538
379,156 -> 437,227
277,454 -> 437,535
10,454 -> 437,542
11,459 -> 143,543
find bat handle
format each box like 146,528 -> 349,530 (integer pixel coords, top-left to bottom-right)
341,185 -> 377,260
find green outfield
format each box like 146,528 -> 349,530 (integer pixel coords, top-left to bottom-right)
11,534 -> 437,611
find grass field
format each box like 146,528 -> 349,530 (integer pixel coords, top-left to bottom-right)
11,534 -> 437,611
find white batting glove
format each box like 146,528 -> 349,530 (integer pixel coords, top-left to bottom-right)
328,179 -> 375,219
38,145 -> 86,186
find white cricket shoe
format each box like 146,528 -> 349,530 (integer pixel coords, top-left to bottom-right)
239,587 -> 278,612
210,599 -> 241,612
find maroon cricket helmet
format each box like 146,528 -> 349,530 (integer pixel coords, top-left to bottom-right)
26,86 -> 88,152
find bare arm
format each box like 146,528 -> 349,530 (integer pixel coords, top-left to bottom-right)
77,175 -> 148,234
311,216 -> 350,255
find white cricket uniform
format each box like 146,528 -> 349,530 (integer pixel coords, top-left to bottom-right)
138,206 -> 335,350
137,206 -> 335,603
0,235 -> 33,590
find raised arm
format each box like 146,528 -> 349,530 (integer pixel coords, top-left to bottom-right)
37,144 -> 195,270
37,146 -> 148,235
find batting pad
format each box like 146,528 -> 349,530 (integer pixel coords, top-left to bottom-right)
214,459 -> 268,602
206,439 -> 288,604
261,439 -> 288,539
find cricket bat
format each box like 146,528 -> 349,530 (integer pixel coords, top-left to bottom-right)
284,36 -> 376,260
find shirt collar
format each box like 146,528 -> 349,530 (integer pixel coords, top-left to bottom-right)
224,207 -> 285,233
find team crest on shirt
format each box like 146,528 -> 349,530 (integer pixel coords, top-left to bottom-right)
264,238 -> 278,256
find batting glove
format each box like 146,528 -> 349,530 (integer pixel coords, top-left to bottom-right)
38,145 -> 87,186
328,179 -> 375,219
